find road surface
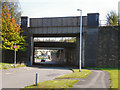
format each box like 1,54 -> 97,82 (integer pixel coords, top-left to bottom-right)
2,66 -> 72,88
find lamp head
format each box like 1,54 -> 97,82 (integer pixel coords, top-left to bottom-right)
77,9 -> 82,11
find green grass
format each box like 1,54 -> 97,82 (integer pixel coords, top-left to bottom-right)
87,68 -> 119,89
104,69 -> 118,89
25,79 -> 79,88
56,69 -> 92,79
36,57 -> 43,59
0,63 -> 26,70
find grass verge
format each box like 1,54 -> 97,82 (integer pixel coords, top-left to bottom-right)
0,63 -> 26,70
24,79 -> 79,88
104,69 -> 118,89
56,69 -> 92,79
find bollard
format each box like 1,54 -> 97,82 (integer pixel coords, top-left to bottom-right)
35,73 -> 38,86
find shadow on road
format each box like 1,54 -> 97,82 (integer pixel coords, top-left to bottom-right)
28,63 -> 77,71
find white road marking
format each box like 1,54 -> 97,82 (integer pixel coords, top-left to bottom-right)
5,73 -> 12,75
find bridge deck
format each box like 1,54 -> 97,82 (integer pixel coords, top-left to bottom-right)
34,42 -> 76,48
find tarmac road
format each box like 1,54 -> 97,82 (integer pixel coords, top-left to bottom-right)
2,66 -> 72,88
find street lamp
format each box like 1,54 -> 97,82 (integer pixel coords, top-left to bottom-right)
14,43 -> 17,68
77,9 -> 82,72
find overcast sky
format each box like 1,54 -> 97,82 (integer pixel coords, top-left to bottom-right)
19,0 -> 120,20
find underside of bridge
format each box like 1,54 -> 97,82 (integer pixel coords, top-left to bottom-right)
32,35 -> 79,66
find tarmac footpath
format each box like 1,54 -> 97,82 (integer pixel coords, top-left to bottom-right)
69,70 -> 110,90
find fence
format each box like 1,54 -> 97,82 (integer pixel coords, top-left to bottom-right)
99,20 -> 107,26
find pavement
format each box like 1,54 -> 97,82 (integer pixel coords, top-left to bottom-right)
2,66 -> 72,88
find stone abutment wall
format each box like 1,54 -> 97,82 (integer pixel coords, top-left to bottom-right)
97,26 -> 118,67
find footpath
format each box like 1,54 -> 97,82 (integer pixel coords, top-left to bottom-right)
67,70 -> 110,89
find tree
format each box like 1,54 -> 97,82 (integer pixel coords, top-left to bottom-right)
106,11 -> 118,26
2,0 -> 21,24
1,4 -> 27,51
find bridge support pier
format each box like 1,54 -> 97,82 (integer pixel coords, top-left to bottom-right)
30,36 -> 34,66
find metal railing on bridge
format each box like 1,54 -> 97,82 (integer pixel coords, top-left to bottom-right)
99,20 -> 107,26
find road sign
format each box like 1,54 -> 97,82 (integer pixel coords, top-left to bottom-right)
14,46 -> 17,48
14,44 -> 17,49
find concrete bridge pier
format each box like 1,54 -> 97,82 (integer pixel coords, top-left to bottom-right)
76,35 -> 80,67
30,36 -> 34,65
65,47 -> 78,66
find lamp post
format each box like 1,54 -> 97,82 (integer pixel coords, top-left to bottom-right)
118,1 -> 120,26
77,9 -> 82,72
14,43 -> 17,68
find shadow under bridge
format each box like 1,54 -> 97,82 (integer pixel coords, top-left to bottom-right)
33,41 -> 77,66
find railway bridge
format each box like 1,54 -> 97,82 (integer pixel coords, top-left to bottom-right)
20,13 -> 99,67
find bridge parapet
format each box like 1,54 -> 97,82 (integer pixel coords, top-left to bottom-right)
30,16 -> 87,27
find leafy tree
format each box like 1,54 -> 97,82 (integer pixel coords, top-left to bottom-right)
59,37 -> 76,43
66,37 -> 76,43
106,11 -> 118,26
2,0 -> 21,24
1,5 -> 27,51
35,50 -> 38,55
